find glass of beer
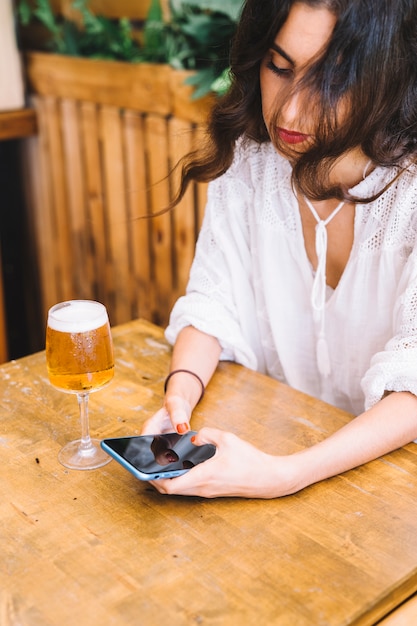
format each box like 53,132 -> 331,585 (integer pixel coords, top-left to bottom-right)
46,300 -> 114,470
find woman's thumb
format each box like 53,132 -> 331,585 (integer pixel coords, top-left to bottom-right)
192,427 -> 225,447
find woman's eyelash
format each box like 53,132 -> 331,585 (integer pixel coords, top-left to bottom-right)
266,60 -> 292,77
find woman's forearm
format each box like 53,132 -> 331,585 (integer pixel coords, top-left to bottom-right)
291,391 -> 417,492
166,325 -> 221,409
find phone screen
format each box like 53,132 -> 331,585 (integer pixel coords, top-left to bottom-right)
101,431 -> 216,480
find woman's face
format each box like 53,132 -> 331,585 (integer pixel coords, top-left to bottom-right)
260,2 -> 337,149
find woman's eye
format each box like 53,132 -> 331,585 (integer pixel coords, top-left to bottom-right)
266,59 -> 292,78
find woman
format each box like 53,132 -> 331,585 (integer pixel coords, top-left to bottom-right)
141,0 -> 417,498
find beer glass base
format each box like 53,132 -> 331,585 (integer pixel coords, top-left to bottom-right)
58,438 -> 112,470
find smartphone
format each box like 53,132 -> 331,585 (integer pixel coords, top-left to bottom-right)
100,431 -> 216,480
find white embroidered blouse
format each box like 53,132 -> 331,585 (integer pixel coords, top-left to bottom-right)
166,139 -> 417,415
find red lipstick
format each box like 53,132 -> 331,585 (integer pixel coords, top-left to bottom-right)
277,127 -> 310,144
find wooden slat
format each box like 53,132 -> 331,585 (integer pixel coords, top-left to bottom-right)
0,109 -> 37,141
31,97 -> 69,311
26,53 -> 215,122
20,98 -> 53,319
145,113 -> 173,325
123,110 -> 153,320
47,97 -> 74,302
61,99 -> 95,300
100,105 -> 131,324
168,117 -> 197,302
26,54 -> 173,115
79,102 -> 107,305
18,128 -> 46,348
193,125 -> 209,232
196,178 -> 209,232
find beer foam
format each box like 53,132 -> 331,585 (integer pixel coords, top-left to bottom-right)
48,300 -> 109,333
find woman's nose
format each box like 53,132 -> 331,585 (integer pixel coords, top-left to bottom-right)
280,90 -> 301,128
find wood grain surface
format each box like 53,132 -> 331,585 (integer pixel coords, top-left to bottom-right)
0,109 -> 37,141
22,54 -> 212,334
2,319 -> 417,626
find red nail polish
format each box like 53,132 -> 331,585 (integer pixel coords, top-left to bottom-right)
190,435 -> 196,443
177,423 -> 189,434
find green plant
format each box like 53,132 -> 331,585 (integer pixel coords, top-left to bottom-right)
163,0 -> 241,98
17,0 -> 143,60
17,0 -> 244,98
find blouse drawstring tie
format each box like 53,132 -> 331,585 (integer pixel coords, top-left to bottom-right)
303,196 -> 345,378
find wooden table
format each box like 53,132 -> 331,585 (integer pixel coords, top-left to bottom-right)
2,318 -> 417,626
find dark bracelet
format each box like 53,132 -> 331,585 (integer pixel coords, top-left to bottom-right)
164,369 -> 205,403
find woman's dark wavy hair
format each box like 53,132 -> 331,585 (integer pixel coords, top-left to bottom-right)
172,0 -> 417,205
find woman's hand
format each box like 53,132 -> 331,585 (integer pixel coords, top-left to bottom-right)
149,427 -> 302,499
141,394 -> 193,436
141,325 -> 221,436
144,392 -> 417,498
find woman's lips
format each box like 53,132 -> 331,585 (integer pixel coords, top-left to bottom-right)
277,127 -> 310,144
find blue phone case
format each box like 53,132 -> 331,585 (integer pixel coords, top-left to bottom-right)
100,431 -> 216,480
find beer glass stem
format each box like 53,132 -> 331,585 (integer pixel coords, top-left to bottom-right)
77,392 -> 93,452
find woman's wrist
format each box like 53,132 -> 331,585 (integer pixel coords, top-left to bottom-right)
164,369 -> 205,412
250,439 -> 327,497
164,369 -> 205,403
265,452 -> 311,497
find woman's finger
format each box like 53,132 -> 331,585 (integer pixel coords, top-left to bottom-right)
164,394 -> 192,434
140,407 -> 172,435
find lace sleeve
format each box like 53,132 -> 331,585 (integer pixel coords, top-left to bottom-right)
362,247 -> 417,408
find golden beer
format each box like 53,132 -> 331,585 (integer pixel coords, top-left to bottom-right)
46,301 -> 114,393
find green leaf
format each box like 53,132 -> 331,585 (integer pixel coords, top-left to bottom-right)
147,0 -> 164,21
184,66 -> 216,98
143,0 -> 166,59
33,0 -> 60,34
17,0 -> 33,25
73,0 -> 106,35
210,66 -> 232,95
169,0 -> 244,21
61,21 -> 81,56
